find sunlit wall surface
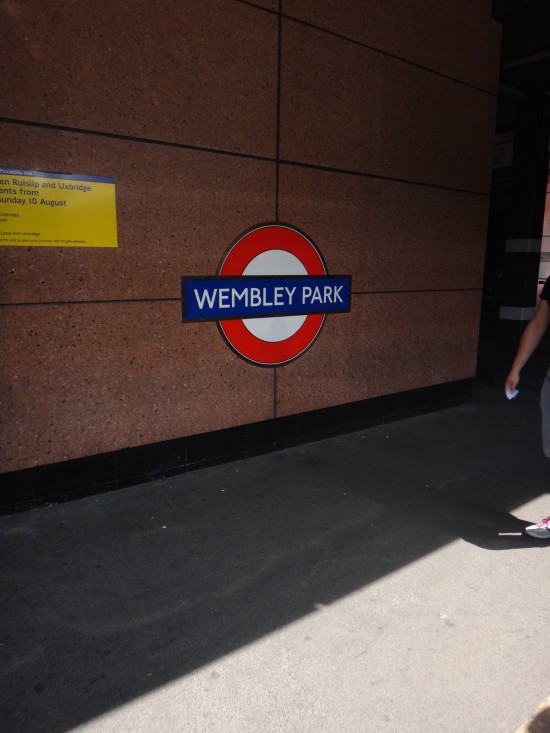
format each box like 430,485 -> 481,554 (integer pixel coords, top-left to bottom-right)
0,1 -> 501,483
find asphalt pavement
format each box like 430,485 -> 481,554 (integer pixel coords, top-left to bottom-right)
1,381 -> 549,733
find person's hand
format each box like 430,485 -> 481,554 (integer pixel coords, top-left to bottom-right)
504,370 -> 519,395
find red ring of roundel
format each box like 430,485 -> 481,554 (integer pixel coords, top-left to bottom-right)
217,224 -> 327,366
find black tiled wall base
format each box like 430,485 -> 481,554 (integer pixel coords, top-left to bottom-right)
0,379 -> 472,514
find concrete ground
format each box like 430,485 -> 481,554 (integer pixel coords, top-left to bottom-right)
1,382 -> 549,733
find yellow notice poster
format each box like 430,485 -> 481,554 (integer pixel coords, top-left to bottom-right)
0,168 -> 117,247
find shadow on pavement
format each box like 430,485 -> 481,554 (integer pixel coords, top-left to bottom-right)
1,382 -> 549,731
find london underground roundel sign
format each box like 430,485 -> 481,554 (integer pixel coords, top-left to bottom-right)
182,223 -> 351,367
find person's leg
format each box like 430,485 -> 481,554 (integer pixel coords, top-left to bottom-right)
541,374 -> 550,458
525,376 -> 550,538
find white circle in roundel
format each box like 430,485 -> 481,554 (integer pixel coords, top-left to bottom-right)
242,249 -> 307,342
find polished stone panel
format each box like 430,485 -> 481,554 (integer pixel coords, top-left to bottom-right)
276,290 -> 482,415
0,1 -> 499,484
280,19 -> 497,191
278,164 -> 489,292
0,122 -> 276,303
283,0 -> 501,93
0,0 -> 278,157
251,0 -> 278,10
0,301 -> 275,472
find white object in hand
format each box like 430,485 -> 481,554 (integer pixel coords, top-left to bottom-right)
506,387 -> 519,400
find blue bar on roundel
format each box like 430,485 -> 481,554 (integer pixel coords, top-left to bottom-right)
182,276 -> 351,322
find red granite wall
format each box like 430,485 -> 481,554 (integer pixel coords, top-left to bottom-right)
0,1 -> 500,472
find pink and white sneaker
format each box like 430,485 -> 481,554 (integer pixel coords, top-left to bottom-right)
525,516 -> 550,539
